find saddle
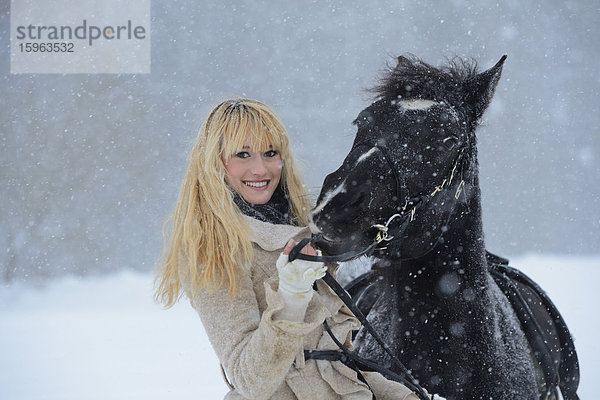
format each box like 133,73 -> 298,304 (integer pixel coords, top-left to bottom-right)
344,251 -> 580,400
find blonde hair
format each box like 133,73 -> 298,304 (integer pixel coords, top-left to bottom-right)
155,98 -> 312,307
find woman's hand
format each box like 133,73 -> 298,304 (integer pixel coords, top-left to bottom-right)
282,239 -> 318,257
277,239 -> 326,295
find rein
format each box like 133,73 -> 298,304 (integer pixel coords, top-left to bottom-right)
289,236 -> 432,400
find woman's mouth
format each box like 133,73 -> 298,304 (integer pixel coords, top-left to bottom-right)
243,180 -> 269,188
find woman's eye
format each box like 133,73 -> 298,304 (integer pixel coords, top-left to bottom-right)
234,151 -> 250,159
264,150 -> 278,158
442,136 -> 459,150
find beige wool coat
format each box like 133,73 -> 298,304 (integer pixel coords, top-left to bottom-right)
191,216 -> 422,400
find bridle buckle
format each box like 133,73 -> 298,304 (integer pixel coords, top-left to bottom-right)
372,212 -> 404,244
373,224 -> 388,243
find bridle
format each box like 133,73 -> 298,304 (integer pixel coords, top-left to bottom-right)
291,142 -> 468,264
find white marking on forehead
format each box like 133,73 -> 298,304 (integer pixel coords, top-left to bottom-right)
355,146 -> 379,166
399,99 -> 438,110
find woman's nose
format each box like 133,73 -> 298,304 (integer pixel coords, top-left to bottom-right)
249,156 -> 267,175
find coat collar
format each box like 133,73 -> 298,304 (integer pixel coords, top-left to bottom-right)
244,215 -> 310,252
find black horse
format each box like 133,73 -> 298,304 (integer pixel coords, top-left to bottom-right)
308,55 -> 578,400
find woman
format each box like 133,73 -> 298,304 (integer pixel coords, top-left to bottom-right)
155,98 -> 440,400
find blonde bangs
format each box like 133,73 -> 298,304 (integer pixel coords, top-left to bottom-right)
220,105 -> 288,162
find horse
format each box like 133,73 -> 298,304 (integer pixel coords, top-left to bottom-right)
307,55 -> 578,400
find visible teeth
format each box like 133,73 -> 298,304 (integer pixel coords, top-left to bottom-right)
244,181 -> 267,188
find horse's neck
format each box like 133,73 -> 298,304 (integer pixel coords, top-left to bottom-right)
400,193 -> 488,284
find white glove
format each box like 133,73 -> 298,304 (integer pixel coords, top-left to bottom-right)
276,252 -> 327,295
274,252 -> 327,322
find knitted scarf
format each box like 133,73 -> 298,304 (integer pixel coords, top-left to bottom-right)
230,184 -> 294,226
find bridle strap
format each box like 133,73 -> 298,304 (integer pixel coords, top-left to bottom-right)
288,235 -> 380,264
348,142 -> 467,251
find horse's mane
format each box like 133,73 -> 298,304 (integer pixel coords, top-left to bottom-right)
371,54 -> 480,103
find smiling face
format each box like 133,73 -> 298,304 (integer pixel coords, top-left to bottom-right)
223,138 -> 283,204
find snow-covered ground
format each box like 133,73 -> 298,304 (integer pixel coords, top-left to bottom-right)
1,255 -> 598,400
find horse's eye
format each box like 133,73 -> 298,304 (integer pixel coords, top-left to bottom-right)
442,136 -> 459,150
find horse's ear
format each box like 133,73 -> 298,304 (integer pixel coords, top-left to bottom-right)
396,55 -> 412,66
465,55 -> 507,122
